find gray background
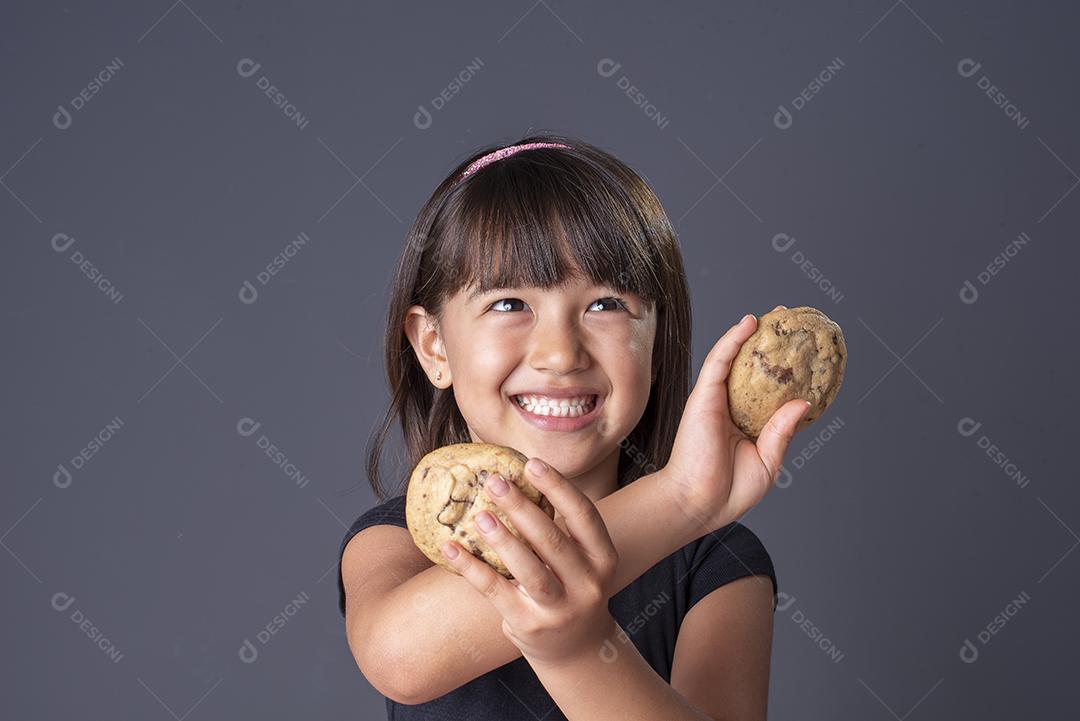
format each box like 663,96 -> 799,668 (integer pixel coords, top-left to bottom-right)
4,1 -> 1077,718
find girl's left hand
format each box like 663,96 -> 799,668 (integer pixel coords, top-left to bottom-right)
665,304 -> 812,531
439,458 -> 619,668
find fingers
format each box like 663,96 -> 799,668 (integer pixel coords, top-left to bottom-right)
520,459 -> 618,574
695,304 -> 790,399
482,465 -> 597,588
695,312 -> 761,402
468,497 -> 567,603
440,538 -> 520,615
755,399 -> 812,483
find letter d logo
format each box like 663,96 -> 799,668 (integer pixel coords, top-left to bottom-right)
236,417 -> 262,437
957,58 -> 981,78
959,639 -> 979,663
957,417 -> 982,438
51,233 -> 76,253
773,105 -> 793,130
52,592 -> 76,612
959,279 -> 979,304
413,105 -> 432,130
236,58 -> 261,78
771,232 -> 796,253
53,105 -> 73,130
239,639 -> 259,663
239,280 -> 258,305
598,639 -> 619,663
53,464 -> 73,489
773,464 -> 793,489
596,58 -> 621,78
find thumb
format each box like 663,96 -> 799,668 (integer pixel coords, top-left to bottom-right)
755,399 -> 812,483
689,313 -> 759,412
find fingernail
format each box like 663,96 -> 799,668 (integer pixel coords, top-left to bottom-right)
486,474 -> 509,496
441,542 -> 459,559
527,459 -> 548,476
741,314 -> 753,324
476,511 -> 497,533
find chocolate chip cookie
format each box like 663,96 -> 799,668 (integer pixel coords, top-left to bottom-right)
405,442 -> 555,577
727,306 -> 846,439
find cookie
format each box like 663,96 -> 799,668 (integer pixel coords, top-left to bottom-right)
727,306 -> 846,439
405,442 -> 555,577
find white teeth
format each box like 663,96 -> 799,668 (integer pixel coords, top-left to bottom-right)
514,394 -> 596,418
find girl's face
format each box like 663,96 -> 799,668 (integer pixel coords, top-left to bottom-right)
406,272 -> 657,488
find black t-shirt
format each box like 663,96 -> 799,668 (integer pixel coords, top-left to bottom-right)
337,495 -> 778,720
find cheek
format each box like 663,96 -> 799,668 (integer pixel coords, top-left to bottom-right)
446,330 -> 517,399
622,322 -> 656,381
595,324 -> 654,419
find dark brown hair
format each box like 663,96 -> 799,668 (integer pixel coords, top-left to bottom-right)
364,132 -> 692,501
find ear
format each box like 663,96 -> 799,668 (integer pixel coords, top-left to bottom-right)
404,305 -> 450,388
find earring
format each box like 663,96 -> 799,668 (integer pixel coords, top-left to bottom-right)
435,370 -> 442,381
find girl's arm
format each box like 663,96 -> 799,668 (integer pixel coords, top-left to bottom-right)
523,575 -> 773,721
342,466 -> 710,705
526,615 -> 715,721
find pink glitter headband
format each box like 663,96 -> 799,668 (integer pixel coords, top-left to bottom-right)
460,142 -> 572,178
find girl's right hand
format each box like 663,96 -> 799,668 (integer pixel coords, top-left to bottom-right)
663,305 -> 811,532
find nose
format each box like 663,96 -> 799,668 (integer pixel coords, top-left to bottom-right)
527,314 -> 590,375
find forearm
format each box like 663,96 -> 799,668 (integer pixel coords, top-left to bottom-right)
366,467 -> 707,703
526,614 -> 713,721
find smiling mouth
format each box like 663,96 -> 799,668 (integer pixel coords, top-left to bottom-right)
511,394 -> 599,418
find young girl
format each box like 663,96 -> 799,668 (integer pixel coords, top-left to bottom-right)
337,134 -> 812,720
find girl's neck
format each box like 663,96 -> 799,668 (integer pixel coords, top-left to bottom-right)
466,432 -> 621,504
564,445 -> 621,505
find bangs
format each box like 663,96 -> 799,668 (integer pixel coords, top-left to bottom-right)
430,147 -> 665,306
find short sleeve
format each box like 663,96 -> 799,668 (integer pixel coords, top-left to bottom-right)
686,521 -> 779,613
336,495 -> 408,617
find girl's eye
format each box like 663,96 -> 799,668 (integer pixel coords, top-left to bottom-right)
489,298 -> 527,312
487,297 -> 628,313
588,297 -> 629,312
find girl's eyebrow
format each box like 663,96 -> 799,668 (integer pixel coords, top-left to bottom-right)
466,285 -> 506,301
467,283 -> 625,301
466,283 -> 540,300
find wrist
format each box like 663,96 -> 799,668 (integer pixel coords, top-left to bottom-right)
523,613 -> 623,672
655,465 -> 732,534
